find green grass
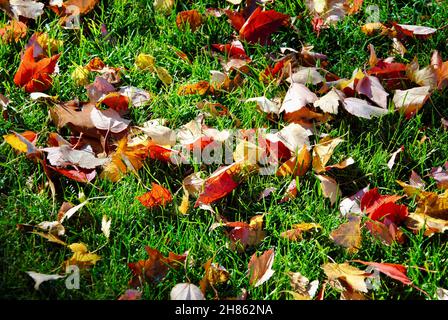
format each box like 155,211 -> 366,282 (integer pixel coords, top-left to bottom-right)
1,0 -> 448,300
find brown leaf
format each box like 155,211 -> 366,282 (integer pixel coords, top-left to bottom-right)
322,262 -> 371,293
128,246 -> 187,287
176,10 -> 203,32
330,215 -> 362,253
280,222 -> 321,241
248,249 -> 275,287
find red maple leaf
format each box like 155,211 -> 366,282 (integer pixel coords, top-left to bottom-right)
14,46 -> 60,93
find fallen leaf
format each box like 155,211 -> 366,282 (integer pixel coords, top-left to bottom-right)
248,249 -> 275,287
437,288 -> 448,300
118,289 -> 142,300
238,7 -> 289,44
280,83 -> 318,122
101,215 -> 111,239
14,46 -> 60,93
276,145 -> 311,177
314,88 -> 344,114
360,188 -> 403,215
330,215 -> 362,253
322,262 -> 370,293
153,0 -> 174,15
43,145 -> 109,169
3,131 -> 40,157
316,174 -> 341,205
26,271 -> 64,290
312,136 -> 344,173
170,283 -> 204,300
137,183 -> 173,208
352,260 -> 412,286
9,0 -> 44,20
0,19 -> 27,43
393,86 -> 431,118
196,163 -> 240,206
430,162 -> 448,190
387,146 -> 404,170
90,107 -> 130,133
101,137 -> 149,182
406,58 -> 437,89
176,10 -> 203,32
128,246 -> 187,286
356,75 -> 389,109
65,243 -> 101,269
393,23 -> 437,39
288,272 -> 319,300
199,259 -> 229,295
343,97 -> 389,119
280,222 -> 322,241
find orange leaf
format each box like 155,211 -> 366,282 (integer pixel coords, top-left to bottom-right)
276,145 -> 311,177
97,92 -> 130,112
137,183 -> 173,208
14,46 -> 60,93
176,10 -> 203,32
196,170 -> 238,206
0,20 -> 27,43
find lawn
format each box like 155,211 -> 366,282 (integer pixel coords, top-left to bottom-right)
1,0 -> 448,300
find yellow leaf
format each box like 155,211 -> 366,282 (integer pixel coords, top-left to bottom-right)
276,145 -> 311,176
322,262 -> 370,293
71,65 -> 90,86
135,53 -> 156,71
156,66 -> 173,85
153,0 -> 174,15
178,191 -> 190,215
312,137 -> 344,173
32,231 -> 67,246
66,243 -> 101,268
101,137 -> 149,182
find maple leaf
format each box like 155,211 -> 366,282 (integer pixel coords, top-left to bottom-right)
14,46 -> 60,93
128,246 -> 187,287
248,249 -> 275,287
239,8 -> 289,44
330,215 -> 362,253
224,214 -> 266,251
101,137 -> 149,182
0,19 -> 27,43
176,10 -> 203,32
276,145 -> 311,177
360,188 -> 403,215
195,163 -> 241,206
137,183 -> 173,208
65,243 -> 101,269
199,259 -> 229,296
322,262 -> 371,293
